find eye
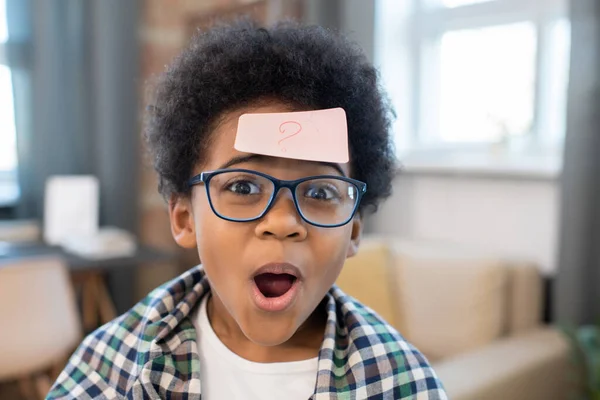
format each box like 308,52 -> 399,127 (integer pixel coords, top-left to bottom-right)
225,180 -> 261,195
304,184 -> 340,201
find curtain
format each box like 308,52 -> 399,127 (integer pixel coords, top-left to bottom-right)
6,0 -> 140,312
554,0 -> 600,325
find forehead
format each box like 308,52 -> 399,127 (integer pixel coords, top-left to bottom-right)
201,101 -> 351,176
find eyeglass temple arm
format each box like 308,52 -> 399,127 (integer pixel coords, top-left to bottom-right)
188,173 -> 205,187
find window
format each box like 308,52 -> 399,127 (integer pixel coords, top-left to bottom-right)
0,0 -> 20,206
376,0 -> 571,166
437,22 -> 536,143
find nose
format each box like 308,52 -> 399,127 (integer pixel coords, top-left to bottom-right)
254,189 -> 308,241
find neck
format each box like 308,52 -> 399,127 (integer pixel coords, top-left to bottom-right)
206,294 -> 326,363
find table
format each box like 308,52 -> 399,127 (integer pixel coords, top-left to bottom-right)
0,242 -> 177,331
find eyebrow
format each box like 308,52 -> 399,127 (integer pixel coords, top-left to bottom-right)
217,154 -> 347,177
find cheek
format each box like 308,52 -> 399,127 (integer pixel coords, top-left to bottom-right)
193,195 -> 241,273
307,225 -> 354,288
193,203 -> 252,312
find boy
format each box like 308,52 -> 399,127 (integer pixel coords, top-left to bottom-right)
49,20 -> 447,399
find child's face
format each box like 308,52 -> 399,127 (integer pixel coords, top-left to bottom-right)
170,101 -> 362,347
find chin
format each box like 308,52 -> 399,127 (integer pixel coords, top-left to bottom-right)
239,314 -> 301,347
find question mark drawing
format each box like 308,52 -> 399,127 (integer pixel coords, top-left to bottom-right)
278,121 -> 302,152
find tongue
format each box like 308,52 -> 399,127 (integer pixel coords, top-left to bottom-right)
254,273 -> 295,298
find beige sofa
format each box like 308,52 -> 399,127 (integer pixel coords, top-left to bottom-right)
336,237 -> 572,400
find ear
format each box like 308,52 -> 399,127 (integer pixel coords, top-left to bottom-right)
346,216 -> 363,258
168,194 -> 197,249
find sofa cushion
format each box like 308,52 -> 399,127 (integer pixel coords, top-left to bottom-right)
392,241 -> 508,361
505,263 -> 543,335
432,328 -> 569,400
336,239 -> 402,330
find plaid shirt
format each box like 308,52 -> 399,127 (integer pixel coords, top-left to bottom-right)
48,267 -> 447,399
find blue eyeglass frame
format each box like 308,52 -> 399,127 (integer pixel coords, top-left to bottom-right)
187,168 -> 367,228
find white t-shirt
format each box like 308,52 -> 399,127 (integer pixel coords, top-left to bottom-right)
192,295 -> 319,400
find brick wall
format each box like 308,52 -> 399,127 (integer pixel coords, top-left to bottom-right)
136,0 -> 303,298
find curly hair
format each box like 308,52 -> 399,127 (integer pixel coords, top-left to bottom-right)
145,19 -> 396,213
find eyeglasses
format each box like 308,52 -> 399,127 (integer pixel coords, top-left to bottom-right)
188,169 -> 367,228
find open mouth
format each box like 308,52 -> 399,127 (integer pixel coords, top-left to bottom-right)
254,273 -> 297,298
250,263 -> 303,312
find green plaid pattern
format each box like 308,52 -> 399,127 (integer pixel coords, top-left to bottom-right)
48,267 -> 447,399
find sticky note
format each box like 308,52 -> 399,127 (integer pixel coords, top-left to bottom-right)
234,108 -> 349,163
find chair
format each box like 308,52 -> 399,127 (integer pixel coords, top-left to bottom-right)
0,257 -> 82,399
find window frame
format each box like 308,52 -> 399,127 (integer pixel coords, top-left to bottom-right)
376,0 -> 570,169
